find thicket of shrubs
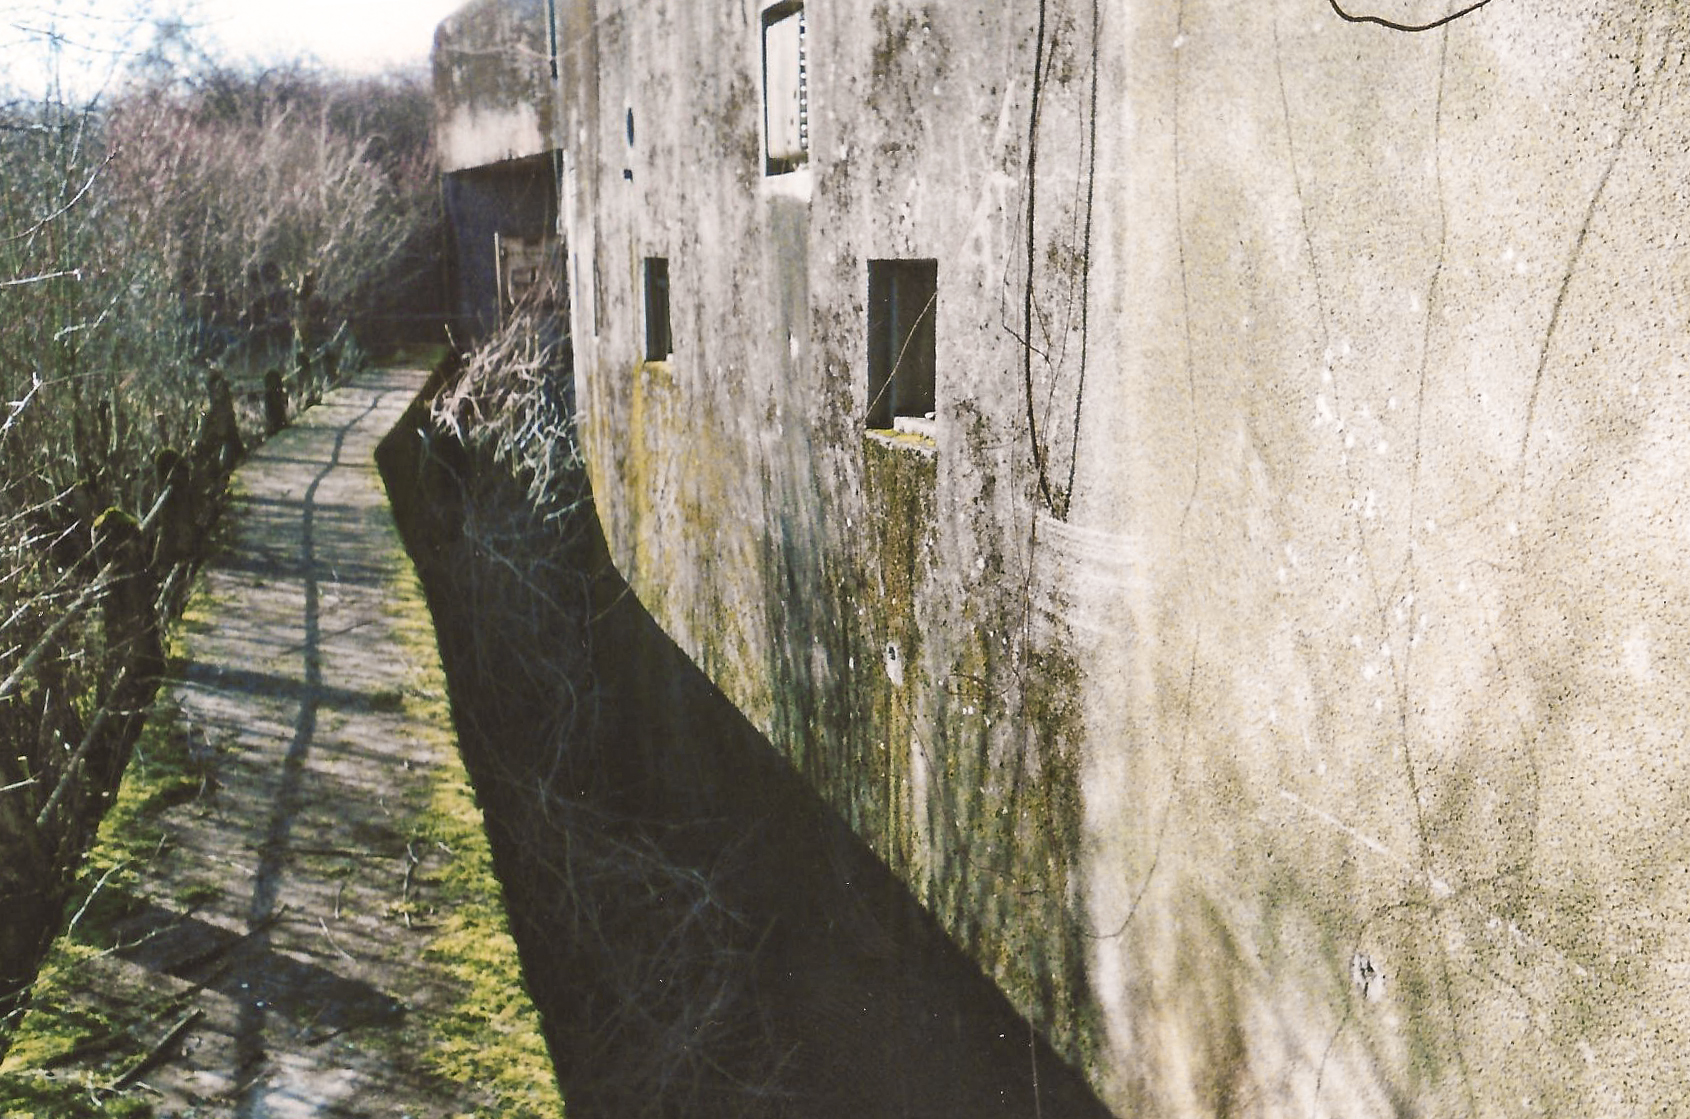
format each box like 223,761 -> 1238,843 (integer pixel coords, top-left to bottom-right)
0,54 -> 441,1052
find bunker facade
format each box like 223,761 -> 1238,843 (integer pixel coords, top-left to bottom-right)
437,2 -> 1690,1114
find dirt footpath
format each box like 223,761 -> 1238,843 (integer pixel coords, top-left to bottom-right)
1,367 -> 558,1118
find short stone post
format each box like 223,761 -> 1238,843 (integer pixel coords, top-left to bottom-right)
92,507 -> 162,681
264,368 -> 289,435
150,448 -> 196,569
194,371 -> 245,477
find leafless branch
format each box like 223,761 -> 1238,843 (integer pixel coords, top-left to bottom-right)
2,151 -> 115,244
0,267 -> 81,288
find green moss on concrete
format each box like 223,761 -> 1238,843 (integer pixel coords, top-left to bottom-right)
380,549 -> 563,1119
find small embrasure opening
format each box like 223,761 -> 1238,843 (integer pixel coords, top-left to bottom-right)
866,258 -> 937,433
643,257 -> 671,362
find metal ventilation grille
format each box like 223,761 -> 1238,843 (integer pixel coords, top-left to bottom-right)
762,3 -> 809,174
796,9 -> 808,157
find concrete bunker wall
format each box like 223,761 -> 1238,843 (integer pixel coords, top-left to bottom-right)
552,0 -> 1101,1077
441,156 -> 559,343
445,0 -> 1690,1114
433,0 -> 562,345
433,0 -> 555,174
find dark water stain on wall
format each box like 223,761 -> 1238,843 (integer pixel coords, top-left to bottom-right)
378,403 -> 1112,1118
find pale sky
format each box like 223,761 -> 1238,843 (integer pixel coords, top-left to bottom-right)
193,0 -> 467,74
1,0 -> 468,96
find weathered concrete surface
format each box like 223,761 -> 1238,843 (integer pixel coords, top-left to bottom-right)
433,0 -> 561,344
1,369 -> 557,1116
434,0 -> 554,173
479,0 -> 1690,1115
1070,6 -> 1690,1116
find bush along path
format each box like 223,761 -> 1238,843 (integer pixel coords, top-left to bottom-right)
0,366 -> 561,1119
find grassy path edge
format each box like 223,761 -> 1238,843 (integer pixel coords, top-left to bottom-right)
0,371 -> 563,1119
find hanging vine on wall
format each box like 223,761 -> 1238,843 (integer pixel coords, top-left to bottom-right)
1008,0 -> 1101,523
1004,0 -> 1499,525
1019,0 -> 1058,516
1326,0 -> 1499,33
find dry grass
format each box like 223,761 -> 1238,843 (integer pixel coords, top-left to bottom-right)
404,313 -> 791,1113
431,274 -> 581,519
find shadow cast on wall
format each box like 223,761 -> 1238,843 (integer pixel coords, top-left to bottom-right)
378,394 -> 1113,1118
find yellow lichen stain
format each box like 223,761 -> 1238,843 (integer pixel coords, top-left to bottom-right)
866,427 -> 938,455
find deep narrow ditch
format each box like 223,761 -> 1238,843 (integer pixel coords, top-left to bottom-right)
377,392 -> 1113,1118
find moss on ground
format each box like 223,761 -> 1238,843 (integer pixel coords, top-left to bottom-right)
0,410 -> 563,1119
0,619 -> 215,1117
382,544 -> 563,1119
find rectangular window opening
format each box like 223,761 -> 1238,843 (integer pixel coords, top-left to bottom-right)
643,256 -> 671,361
762,2 -> 808,176
867,258 -> 937,434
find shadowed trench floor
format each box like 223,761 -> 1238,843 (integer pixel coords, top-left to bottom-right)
380,393 -> 1117,1118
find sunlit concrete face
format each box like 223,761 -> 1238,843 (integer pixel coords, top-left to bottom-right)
1070,0 -> 1690,1113
437,103 -> 546,172
441,0 -> 1690,1113
433,0 -> 554,172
